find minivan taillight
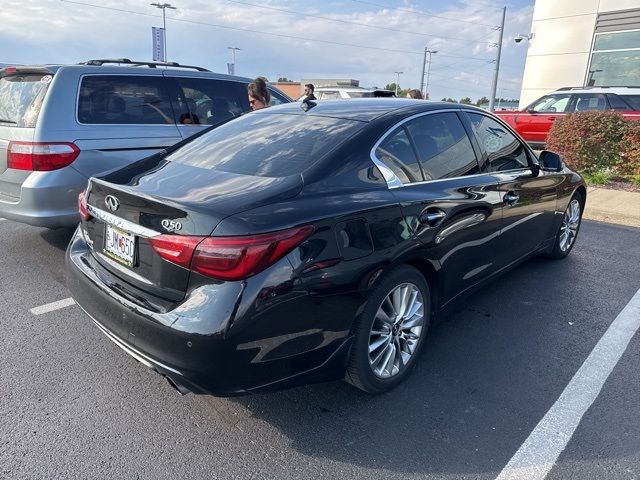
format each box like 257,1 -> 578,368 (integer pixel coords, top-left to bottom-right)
7,141 -> 80,171
149,226 -> 314,281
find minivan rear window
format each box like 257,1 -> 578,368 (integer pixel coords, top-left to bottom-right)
0,73 -> 52,127
166,113 -> 365,177
78,75 -> 174,124
621,95 -> 640,110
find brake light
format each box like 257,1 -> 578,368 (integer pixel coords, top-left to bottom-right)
78,189 -> 92,222
148,235 -> 203,267
149,226 -> 314,281
7,141 -> 80,171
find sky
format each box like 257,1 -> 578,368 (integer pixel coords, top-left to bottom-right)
1,0 -> 536,102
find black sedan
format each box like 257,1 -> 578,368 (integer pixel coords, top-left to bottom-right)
65,99 -> 585,396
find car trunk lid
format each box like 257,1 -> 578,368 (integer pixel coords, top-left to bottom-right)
82,157 -> 303,301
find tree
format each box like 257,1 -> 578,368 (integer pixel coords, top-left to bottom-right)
459,97 -> 473,105
476,96 -> 489,106
277,77 -> 290,82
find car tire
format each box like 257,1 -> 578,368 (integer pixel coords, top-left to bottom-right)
546,191 -> 584,259
345,265 -> 431,394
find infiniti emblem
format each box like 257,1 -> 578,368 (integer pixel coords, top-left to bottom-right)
104,195 -> 120,212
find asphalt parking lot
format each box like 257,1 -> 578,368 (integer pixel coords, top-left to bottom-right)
1,218 -> 639,480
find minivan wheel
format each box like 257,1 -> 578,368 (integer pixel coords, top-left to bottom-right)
547,192 -> 584,259
345,265 -> 430,394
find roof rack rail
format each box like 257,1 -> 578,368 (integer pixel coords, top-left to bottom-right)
557,85 -> 640,91
78,58 -> 210,72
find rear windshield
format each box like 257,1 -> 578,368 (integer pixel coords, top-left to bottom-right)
166,113 -> 365,177
0,73 -> 52,127
621,95 -> 640,110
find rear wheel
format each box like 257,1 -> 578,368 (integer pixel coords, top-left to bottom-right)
547,192 -> 584,259
345,266 -> 430,394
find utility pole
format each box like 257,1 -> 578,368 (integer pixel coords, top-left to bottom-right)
489,6 -> 506,112
420,47 -> 437,99
151,3 -> 176,62
394,71 -> 403,96
228,47 -> 241,75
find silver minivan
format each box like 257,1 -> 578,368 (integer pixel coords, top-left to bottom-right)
0,59 -> 291,227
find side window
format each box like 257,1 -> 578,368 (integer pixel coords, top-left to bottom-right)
572,93 -> 606,112
528,94 -> 571,113
606,94 -> 631,110
375,127 -> 423,184
174,78 -> 246,126
268,88 -> 288,106
405,112 -> 479,180
467,113 -> 530,172
78,75 -> 174,125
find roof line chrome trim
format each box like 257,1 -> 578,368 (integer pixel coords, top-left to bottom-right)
87,205 -> 161,238
370,108 -> 464,189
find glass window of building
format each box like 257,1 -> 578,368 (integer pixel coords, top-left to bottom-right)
588,30 -> 640,87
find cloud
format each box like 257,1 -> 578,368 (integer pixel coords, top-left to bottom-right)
1,0 -> 533,101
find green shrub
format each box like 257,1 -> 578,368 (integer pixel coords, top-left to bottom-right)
630,174 -> 640,186
617,121 -> 640,176
582,170 -> 613,185
546,111 -> 628,174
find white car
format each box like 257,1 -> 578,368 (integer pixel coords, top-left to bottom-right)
298,87 -> 395,101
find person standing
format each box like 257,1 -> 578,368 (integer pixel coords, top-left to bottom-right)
303,83 -> 317,101
248,77 -> 271,111
406,89 -> 424,99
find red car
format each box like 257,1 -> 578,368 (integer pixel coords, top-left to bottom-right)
494,87 -> 640,149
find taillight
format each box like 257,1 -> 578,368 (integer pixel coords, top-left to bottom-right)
7,141 -> 80,171
78,189 -> 92,222
149,226 -> 314,281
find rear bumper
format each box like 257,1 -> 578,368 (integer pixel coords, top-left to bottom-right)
0,168 -> 86,227
65,227 -> 356,395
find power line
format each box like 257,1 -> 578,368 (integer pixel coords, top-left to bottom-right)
223,0 -> 495,46
349,0 -> 497,28
60,0 -> 495,62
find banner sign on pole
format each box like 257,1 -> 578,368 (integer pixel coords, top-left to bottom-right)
227,63 -> 235,75
152,27 -> 165,62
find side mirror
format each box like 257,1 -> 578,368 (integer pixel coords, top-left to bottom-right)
539,150 -> 563,172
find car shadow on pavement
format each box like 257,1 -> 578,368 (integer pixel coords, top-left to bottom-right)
216,228 -> 640,477
39,226 -> 76,251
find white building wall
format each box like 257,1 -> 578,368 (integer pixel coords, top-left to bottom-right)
519,0 -> 640,108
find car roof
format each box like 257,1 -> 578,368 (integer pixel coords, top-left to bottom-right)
253,98 -> 478,122
554,86 -> 640,95
0,63 -> 254,83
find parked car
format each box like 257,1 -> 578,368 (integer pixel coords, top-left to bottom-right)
494,86 -> 640,149
0,59 -> 291,228
66,99 -> 586,396
297,86 -> 395,101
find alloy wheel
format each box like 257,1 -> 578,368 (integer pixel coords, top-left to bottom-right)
559,198 -> 581,252
368,283 -> 425,378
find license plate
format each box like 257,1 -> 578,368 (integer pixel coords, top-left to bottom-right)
104,224 -> 136,267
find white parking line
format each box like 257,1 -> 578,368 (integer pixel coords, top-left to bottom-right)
30,297 -> 76,315
496,287 -> 640,480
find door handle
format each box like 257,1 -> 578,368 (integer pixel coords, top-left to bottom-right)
503,192 -> 520,206
419,208 -> 447,227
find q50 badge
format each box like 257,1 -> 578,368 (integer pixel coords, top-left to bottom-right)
161,219 -> 182,232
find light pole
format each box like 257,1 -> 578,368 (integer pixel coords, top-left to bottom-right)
488,6 -> 506,111
228,47 -> 241,75
420,48 -> 437,99
394,71 -> 403,96
150,2 -> 176,62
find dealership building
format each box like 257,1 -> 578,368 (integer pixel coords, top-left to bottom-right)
519,0 -> 640,108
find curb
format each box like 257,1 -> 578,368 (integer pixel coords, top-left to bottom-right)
583,186 -> 640,228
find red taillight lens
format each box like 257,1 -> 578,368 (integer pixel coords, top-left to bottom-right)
149,226 -> 314,281
149,235 -> 204,268
7,141 -> 80,171
78,189 -> 92,221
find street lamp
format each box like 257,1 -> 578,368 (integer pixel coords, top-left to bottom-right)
420,48 -> 437,99
394,71 -> 403,96
150,2 -> 176,62
228,47 -> 241,75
